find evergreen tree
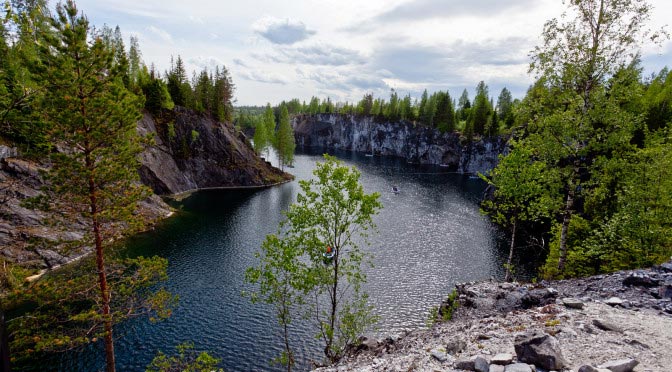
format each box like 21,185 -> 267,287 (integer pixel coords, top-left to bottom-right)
128,35 -> 142,89
29,3 -> 174,370
457,89 -> 471,122
471,81 -> 491,135
497,87 -> 514,128
166,55 -> 189,106
276,105 -> 295,170
418,89 -> 429,125
435,91 -> 455,133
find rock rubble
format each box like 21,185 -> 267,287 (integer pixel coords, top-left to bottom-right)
314,259 -> 672,371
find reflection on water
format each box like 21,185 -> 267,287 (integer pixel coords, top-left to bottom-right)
20,149 -> 538,372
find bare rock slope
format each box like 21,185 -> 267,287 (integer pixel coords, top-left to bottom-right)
317,261 -> 672,372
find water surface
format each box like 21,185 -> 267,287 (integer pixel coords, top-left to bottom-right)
27,149 -> 536,371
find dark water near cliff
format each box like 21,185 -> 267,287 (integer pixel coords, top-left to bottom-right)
23,149 -> 539,372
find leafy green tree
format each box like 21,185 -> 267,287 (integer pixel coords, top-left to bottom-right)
146,343 -> 223,372
276,105 -> 295,170
252,113 -> 269,156
29,2 -> 175,370
287,156 -> 381,362
529,0 -> 667,275
245,234 -> 306,371
481,143 -> 560,281
262,103 -> 276,155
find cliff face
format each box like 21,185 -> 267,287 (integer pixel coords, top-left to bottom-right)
0,150 -> 171,271
138,107 -> 289,195
1,108 -> 289,272
292,114 -> 508,174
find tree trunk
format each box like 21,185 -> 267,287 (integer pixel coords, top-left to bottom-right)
558,188 -> 574,274
88,159 -> 115,372
326,253 -> 339,362
505,218 -> 517,282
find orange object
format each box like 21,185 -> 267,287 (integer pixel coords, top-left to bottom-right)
326,246 -> 332,254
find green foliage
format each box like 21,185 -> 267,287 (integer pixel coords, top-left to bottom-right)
276,105 -> 295,170
146,342 -> 223,372
252,113 -> 269,155
247,156 -> 382,366
190,129 -> 199,144
481,142 -> 560,280
427,289 -> 459,326
6,256 -> 176,364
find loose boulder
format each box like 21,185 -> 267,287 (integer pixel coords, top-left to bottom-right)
598,358 -> 639,372
592,319 -> 623,333
514,331 -> 566,370
623,271 -> 660,287
504,363 -> 533,372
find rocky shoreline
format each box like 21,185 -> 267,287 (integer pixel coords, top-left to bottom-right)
317,260 -> 672,372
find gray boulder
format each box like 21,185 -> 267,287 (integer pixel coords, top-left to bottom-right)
514,331 -> 566,370
578,366 -> 611,372
592,319 -> 623,333
623,271 -> 660,287
504,363 -> 533,372
474,355 -> 489,372
660,280 -> 672,299
455,358 -> 475,370
598,358 -> 639,372
562,297 -> 585,309
491,353 -> 513,365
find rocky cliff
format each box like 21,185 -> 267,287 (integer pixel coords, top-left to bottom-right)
139,107 -> 290,195
292,114 -> 508,174
1,108 -> 290,276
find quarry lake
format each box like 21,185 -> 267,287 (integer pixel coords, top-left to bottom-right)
38,149 -> 538,372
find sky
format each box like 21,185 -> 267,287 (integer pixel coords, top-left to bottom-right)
68,0 -> 672,106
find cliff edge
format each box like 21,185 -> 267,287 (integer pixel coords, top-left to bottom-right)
292,114 -> 508,175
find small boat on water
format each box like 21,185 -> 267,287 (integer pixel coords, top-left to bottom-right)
392,186 -> 400,194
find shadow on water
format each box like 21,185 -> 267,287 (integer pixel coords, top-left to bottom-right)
15,148 -> 540,372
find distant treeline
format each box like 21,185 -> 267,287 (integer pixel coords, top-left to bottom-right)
236,83 -> 516,139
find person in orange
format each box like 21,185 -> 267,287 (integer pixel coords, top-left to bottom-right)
326,246 -> 332,254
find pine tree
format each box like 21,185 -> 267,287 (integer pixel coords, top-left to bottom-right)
31,3 -> 169,370
471,81 -> 491,135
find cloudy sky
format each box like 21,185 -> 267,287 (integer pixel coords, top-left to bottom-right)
70,0 -> 671,106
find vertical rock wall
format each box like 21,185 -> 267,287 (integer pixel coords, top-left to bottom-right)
292,114 -> 508,174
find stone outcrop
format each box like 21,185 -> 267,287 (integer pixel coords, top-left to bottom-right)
1,108 -> 290,275
315,259 -> 672,372
513,331 -> 567,370
0,155 -> 172,273
138,107 -> 290,195
292,114 -> 508,175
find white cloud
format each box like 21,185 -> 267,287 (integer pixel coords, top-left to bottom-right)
69,0 -> 672,105
146,26 -> 173,43
252,16 -> 316,45
239,70 -> 291,85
